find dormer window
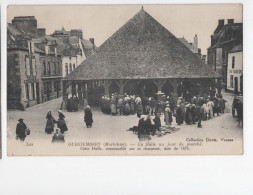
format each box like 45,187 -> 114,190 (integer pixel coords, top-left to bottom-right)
55,47 -> 57,57
45,45 -> 49,55
232,56 -> 235,69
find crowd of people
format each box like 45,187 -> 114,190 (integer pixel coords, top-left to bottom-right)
66,94 -> 79,112
100,91 -> 227,128
16,88 -> 243,142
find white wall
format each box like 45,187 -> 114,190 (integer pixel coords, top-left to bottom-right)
227,51 -> 243,92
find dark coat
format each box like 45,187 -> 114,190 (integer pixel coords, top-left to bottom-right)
45,113 -> 56,133
185,107 -> 192,124
196,106 -> 203,119
57,113 -> 68,133
138,118 -> 145,134
84,108 -> 93,126
16,122 -> 27,138
176,107 -> 184,124
153,116 -> 161,130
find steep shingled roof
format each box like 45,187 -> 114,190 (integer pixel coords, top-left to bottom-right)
64,9 -> 219,81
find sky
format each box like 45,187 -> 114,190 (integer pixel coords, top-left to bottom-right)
8,4 -> 242,55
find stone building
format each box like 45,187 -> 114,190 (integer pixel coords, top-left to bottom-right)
33,37 -> 64,102
7,23 -> 43,109
7,16 -> 68,109
226,44 -> 243,94
207,19 -> 242,89
62,8 -> 219,107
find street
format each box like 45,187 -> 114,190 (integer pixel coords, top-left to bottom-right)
7,91 -> 243,155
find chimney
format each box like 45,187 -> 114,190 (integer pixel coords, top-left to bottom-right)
193,34 -> 198,53
214,19 -> 225,34
70,29 -> 83,39
37,28 -> 46,37
89,38 -> 95,46
218,19 -> 225,26
12,16 -> 38,38
227,19 -> 234,24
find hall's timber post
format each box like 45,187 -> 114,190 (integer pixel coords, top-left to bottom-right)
61,80 -> 71,110
104,80 -> 112,97
169,79 -> 179,98
153,79 -> 167,100
77,82 -> 82,100
115,80 -> 129,95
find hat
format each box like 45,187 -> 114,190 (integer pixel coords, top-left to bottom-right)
18,118 -> 24,122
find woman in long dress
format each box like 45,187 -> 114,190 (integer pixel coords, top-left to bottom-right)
45,111 -> 56,134
164,104 -> 170,126
110,96 -> 117,115
57,110 -> 68,134
84,105 -> 93,128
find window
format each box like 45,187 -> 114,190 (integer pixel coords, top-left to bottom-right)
28,83 -> 32,100
54,62 -> 57,75
70,63 -> 72,72
48,62 -> 51,75
32,58 -> 36,76
232,56 -> 235,69
43,61 -> 46,75
34,83 -> 37,99
25,83 -> 29,100
73,63 -> 76,69
54,81 -> 57,92
58,62 -> 60,75
31,83 -> 35,99
230,75 -> 234,88
58,81 -> 61,91
25,58 -> 30,76
65,63 -> 68,75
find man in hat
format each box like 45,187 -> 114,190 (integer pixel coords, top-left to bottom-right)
16,118 -> 27,141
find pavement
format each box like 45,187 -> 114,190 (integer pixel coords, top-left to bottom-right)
7,91 -> 243,155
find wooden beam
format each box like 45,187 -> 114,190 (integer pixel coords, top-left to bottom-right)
115,80 -> 129,95
152,79 -> 167,91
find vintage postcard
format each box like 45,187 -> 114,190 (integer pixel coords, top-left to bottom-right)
7,4 -> 243,155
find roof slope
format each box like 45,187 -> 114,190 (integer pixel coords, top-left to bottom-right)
64,9 -> 219,81
229,43 -> 243,53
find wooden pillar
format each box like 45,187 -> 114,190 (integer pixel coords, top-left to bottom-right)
169,79 -> 179,97
71,81 -> 76,95
78,82 -> 82,100
217,78 -> 222,94
153,79 -> 167,92
60,80 -> 71,110
104,80 -> 112,97
153,79 -> 166,100
115,80 -> 128,95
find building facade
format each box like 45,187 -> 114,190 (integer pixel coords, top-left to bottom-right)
207,19 -> 242,89
7,23 -> 43,109
52,28 -> 95,78
226,44 -> 243,94
7,16 -> 66,109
